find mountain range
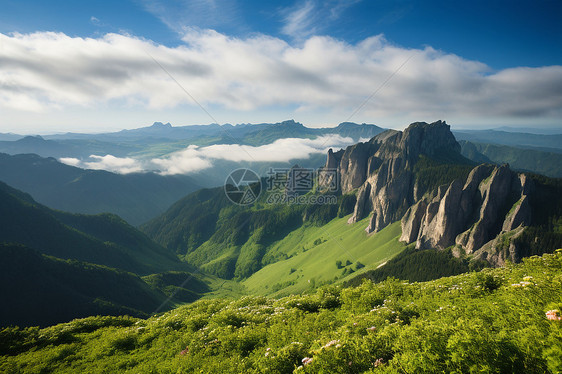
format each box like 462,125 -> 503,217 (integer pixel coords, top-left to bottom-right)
460,141 -> 562,178
0,120 -> 385,159
0,153 -> 199,226
141,121 -> 561,288
1,120 -> 561,328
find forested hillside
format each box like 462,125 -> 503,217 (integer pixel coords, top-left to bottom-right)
0,181 -> 216,326
0,244 -> 170,327
0,181 -> 187,275
460,141 -> 562,178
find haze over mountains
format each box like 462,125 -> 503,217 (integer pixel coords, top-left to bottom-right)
0,119 -> 561,372
1,120 -> 561,230
0,120 -> 384,158
0,153 -> 200,226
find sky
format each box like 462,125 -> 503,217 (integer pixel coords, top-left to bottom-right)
0,0 -> 561,134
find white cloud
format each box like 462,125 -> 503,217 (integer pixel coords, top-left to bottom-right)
59,157 -> 81,167
58,135 -> 360,175
281,0 -> 363,39
90,16 -> 101,26
0,30 -> 560,124
60,154 -> 143,174
281,0 -> 318,39
151,145 -> 213,175
139,0 -> 240,34
152,134 -> 359,174
206,134 -> 355,161
328,0 -> 363,20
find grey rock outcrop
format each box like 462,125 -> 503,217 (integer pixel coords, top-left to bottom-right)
337,120 -> 460,232
399,199 -> 427,243
339,142 -> 379,194
416,179 -> 464,249
318,148 -> 344,191
323,119 -> 536,266
348,182 -> 371,224
399,163 -> 533,262
472,226 -> 526,266
502,195 -> 531,232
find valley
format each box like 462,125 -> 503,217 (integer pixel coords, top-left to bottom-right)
2,2 -> 561,371
1,120 -> 561,373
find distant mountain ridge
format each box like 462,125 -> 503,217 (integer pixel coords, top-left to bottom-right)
0,153 -> 199,225
459,140 -> 562,178
42,119 -> 384,142
453,129 -> 562,152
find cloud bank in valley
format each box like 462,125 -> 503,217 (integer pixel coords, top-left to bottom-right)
59,135 -> 361,175
60,155 -> 144,174
1,30 -> 561,124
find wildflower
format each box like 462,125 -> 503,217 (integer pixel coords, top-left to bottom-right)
322,340 -> 340,349
546,310 -> 561,321
302,357 -> 313,365
373,358 -> 384,367
179,346 -> 189,356
366,326 -> 376,332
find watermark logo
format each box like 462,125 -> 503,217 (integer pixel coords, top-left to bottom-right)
224,167 -> 339,206
266,167 -> 339,194
224,168 -> 262,205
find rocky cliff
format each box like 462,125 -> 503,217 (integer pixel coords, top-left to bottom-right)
400,164 -> 532,264
321,120 -> 461,233
321,120 -> 538,266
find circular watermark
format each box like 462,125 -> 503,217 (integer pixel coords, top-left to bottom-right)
224,168 -> 262,205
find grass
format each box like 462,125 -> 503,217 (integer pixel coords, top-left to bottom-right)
243,215 -> 405,296
201,276 -> 248,299
2,251 -> 561,373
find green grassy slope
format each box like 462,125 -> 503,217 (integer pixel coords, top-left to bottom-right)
142,152 -> 475,282
243,216 -> 406,296
2,251 -> 561,373
142,185 -> 355,280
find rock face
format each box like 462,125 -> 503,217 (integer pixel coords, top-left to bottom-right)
326,120 -> 460,233
323,119 -> 535,266
399,163 -> 533,264
339,142 -> 378,193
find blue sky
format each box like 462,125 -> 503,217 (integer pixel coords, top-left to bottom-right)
0,0 -> 561,133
